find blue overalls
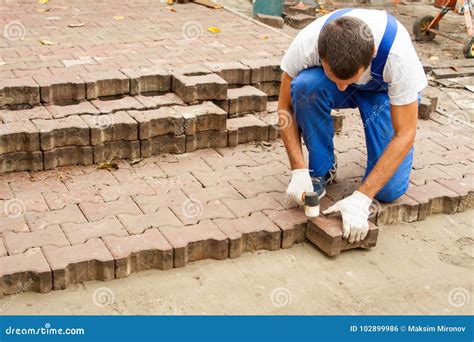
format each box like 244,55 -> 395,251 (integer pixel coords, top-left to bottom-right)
290,8 -> 414,203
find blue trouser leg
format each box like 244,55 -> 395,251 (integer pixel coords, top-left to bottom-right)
352,90 -> 414,202
291,67 -> 413,203
291,67 -> 355,178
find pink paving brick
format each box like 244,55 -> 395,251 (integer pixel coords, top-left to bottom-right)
171,199 -> 235,225
4,225 -> 69,255
263,208 -> 308,248
64,169 -> 118,191
213,211 -> 281,258
0,248 -> 52,296
43,239 -> 114,290
181,183 -> 243,204
61,217 -> 128,245
10,177 -> 67,195
306,215 -> 378,257
222,193 -> 282,217
0,215 -> 29,235
160,220 -> 229,268
42,188 -> 103,210
157,154 -> 213,176
102,228 -> 173,278
405,182 -> 460,220
201,151 -> 258,170
436,177 -> 474,212
98,179 -> 156,202
133,189 -> 189,214
191,166 -> 252,187
229,176 -> 286,198
79,197 -> 142,221
238,160 -> 289,180
25,205 -> 87,231
376,195 -> 420,225
0,240 -> 6,257
117,207 -> 182,235
110,163 -> 166,183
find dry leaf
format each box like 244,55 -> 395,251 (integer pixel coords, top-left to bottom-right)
262,35 -> 269,40
96,161 -> 119,170
38,0 -> 49,3
35,8 -> 50,12
167,6 -> 177,12
207,26 -> 220,33
113,15 -> 124,20
167,0 -> 173,4
40,39 -> 54,45
68,22 -> 85,28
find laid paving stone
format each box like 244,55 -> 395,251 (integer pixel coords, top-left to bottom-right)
202,150 -> 258,170
90,96 -> 144,114
160,219 -> 228,268
93,140 -> 140,163
82,111 -> 137,145
218,86 -> 267,116
128,107 -> 183,140
111,162 -> 166,183
173,102 -> 227,135
191,166 -> 251,187
64,169 -> 118,192
141,134 -> 185,157
62,216 -> 128,245
10,176 -> 66,195
103,228 -> 173,278
256,13 -> 284,28
99,179 -> 155,202
172,73 -> 227,103
255,111 -> 279,140
0,77 -> 40,106
263,208 -> 308,248
240,57 -> 282,84
133,189 -> 188,214
222,192 -> 282,217
0,151 -> 42,173
376,195 -> 420,225
4,225 -> 69,255
33,74 -> 85,103
0,215 -> 29,235
32,115 -> 89,150
306,215 -> 378,257
0,240 -> 6,257
42,188 -> 103,210
227,114 -> 269,146
117,207 -> 182,235
25,205 -> 87,231
239,160 -> 289,180
45,101 -> 100,119
0,248 -> 52,296
185,130 -> 228,152
436,177 -> 474,212
121,66 -> 171,95
43,146 -> 93,170
172,199 -> 235,225
43,238 -> 114,290
79,197 -> 142,222
135,92 -> 184,110
214,211 -> 280,258
406,182 -> 460,220
204,61 -> 251,85
229,176 -> 285,198
80,71 -> 130,99
0,120 -> 39,154
182,183 -> 243,204
158,154 -> 212,175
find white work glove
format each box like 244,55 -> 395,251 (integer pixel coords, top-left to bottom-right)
322,191 -> 372,243
286,169 -> 313,205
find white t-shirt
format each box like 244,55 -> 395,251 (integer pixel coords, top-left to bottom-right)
280,9 -> 428,106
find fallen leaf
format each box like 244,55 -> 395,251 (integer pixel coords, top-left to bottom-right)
40,39 -> 54,45
167,0 -> 173,4
35,8 -> 50,12
38,0 -> 49,3
68,22 -> 85,28
113,15 -> 124,20
167,6 -> 177,12
207,26 -> 220,33
262,35 -> 269,40
96,161 -> 119,170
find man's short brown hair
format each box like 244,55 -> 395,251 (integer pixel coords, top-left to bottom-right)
318,17 -> 374,80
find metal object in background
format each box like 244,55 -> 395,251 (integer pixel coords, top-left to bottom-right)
413,0 -> 473,58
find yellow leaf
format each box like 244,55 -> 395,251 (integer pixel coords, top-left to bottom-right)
262,35 -> 269,40
40,39 -> 54,45
207,26 -> 220,33
38,0 -> 49,3
113,15 -> 124,20
167,0 -> 173,4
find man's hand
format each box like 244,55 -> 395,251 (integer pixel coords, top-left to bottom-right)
322,191 -> 372,243
286,169 -> 313,205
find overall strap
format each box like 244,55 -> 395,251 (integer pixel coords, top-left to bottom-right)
321,8 -> 353,28
370,13 -> 398,83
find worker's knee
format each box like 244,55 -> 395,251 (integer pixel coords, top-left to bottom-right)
291,67 -> 329,96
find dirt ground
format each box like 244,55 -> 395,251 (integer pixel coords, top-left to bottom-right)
1,210 -> 472,315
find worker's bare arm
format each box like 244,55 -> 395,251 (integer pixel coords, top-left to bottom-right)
358,100 -> 418,199
278,72 -> 306,170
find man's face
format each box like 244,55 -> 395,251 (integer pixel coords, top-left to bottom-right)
321,59 -> 366,92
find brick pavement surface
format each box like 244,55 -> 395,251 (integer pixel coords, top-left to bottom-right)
0,0 -> 473,297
